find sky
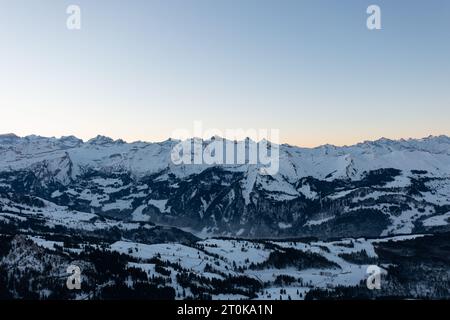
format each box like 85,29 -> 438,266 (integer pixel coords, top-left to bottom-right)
0,0 -> 449,147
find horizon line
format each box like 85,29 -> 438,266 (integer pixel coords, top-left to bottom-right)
1,132 -> 450,150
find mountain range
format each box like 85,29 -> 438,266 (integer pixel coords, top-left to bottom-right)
1,133 -> 449,239
1,133 -> 450,300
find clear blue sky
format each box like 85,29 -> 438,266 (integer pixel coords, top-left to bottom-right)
0,0 -> 449,146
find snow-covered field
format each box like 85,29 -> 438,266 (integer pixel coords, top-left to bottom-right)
83,235 -> 419,300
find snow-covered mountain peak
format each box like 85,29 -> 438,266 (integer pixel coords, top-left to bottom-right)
0,133 -> 20,142
87,135 -> 116,145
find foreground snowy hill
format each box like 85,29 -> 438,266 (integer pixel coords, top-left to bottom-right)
1,231 -> 449,299
1,133 -> 450,238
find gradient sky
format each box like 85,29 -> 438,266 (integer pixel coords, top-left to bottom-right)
0,0 -> 449,147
